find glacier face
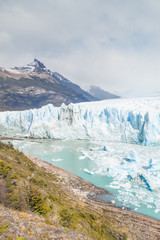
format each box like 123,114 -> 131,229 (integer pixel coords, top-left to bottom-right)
1,97 -> 160,145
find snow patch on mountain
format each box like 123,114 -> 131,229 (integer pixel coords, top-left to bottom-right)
10,59 -> 46,74
8,59 -> 72,85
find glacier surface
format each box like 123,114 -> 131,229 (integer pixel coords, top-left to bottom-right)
1,97 -> 160,145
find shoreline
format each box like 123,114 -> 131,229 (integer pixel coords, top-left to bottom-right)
27,154 -> 158,220
1,137 -> 160,238
26,154 -> 160,240
1,136 -> 160,220
29,154 -> 133,212
0,136 -> 23,141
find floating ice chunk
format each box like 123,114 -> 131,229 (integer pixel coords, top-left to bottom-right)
129,150 -> 136,159
103,146 -> 108,151
138,174 -> 152,191
109,185 -> 120,189
90,145 -> 109,151
143,159 -> 153,170
147,205 -> 153,209
124,150 -> 137,162
127,175 -> 133,181
155,209 -> 160,213
80,150 -> 91,160
124,158 -> 136,163
84,168 -> 95,175
90,147 -> 102,151
79,155 -> 86,160
51,158 -> 62,162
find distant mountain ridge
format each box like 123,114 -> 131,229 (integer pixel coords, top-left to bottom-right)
88,86 -> 120,100
0,59 -> 97,111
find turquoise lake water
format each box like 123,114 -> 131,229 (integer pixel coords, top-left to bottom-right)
5,137 -> 160,221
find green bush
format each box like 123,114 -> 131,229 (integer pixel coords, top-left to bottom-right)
29,189 -> 52,216
0,221 -> 10,234
15,238 -> 27,240
7,141 -> 13,149
59,208 -> 73,227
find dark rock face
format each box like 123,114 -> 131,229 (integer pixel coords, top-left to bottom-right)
0,60 -> 98,111
34,58 -> 46,70
88,86 -> 120,100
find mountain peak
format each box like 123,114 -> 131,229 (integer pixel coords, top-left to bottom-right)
11,59 -> 46,74
10,59 -> 72,83
33,59 -> 46,70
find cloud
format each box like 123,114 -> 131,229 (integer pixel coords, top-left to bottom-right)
0,0 -> 160,96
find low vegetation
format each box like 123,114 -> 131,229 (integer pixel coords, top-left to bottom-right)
0,141 -> 129,239
0,139 -> 160,240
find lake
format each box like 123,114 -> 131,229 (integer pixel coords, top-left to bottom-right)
5,137 -> 160,220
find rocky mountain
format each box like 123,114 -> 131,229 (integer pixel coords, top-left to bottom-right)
88,85 -> 120,100
0,59 -> 97,111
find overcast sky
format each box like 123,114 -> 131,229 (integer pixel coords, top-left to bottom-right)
0,0 -> 160,96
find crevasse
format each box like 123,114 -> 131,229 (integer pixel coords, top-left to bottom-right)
1,97 -> 160,145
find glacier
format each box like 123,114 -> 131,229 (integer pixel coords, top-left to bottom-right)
1,97 -> 160,145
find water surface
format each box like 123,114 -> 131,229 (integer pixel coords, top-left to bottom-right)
7,137 -> 160,220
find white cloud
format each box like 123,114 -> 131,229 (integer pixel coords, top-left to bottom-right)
0,0 -> 160,96
0,32 -> 11,45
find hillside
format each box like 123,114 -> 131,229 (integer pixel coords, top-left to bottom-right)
88,86 -> 120,100
0,59 -> 97,111
0,140 -> 160,239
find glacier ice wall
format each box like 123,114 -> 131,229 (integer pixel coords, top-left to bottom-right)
1,97 -> 160,145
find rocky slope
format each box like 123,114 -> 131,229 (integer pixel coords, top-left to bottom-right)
0,205 -> 85,240
0,59 -> 97,111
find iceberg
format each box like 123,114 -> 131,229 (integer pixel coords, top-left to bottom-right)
1,97 -> 160,145
143,159 -> 153,170
77,139 -> 160,215
84,168 -> 95,175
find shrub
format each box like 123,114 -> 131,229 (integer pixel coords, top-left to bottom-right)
59,208 -> 73,227
28,188 -> 52,216
15,238 -> 27,240
0,221 -> 10,234
7,141 -> 13,149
